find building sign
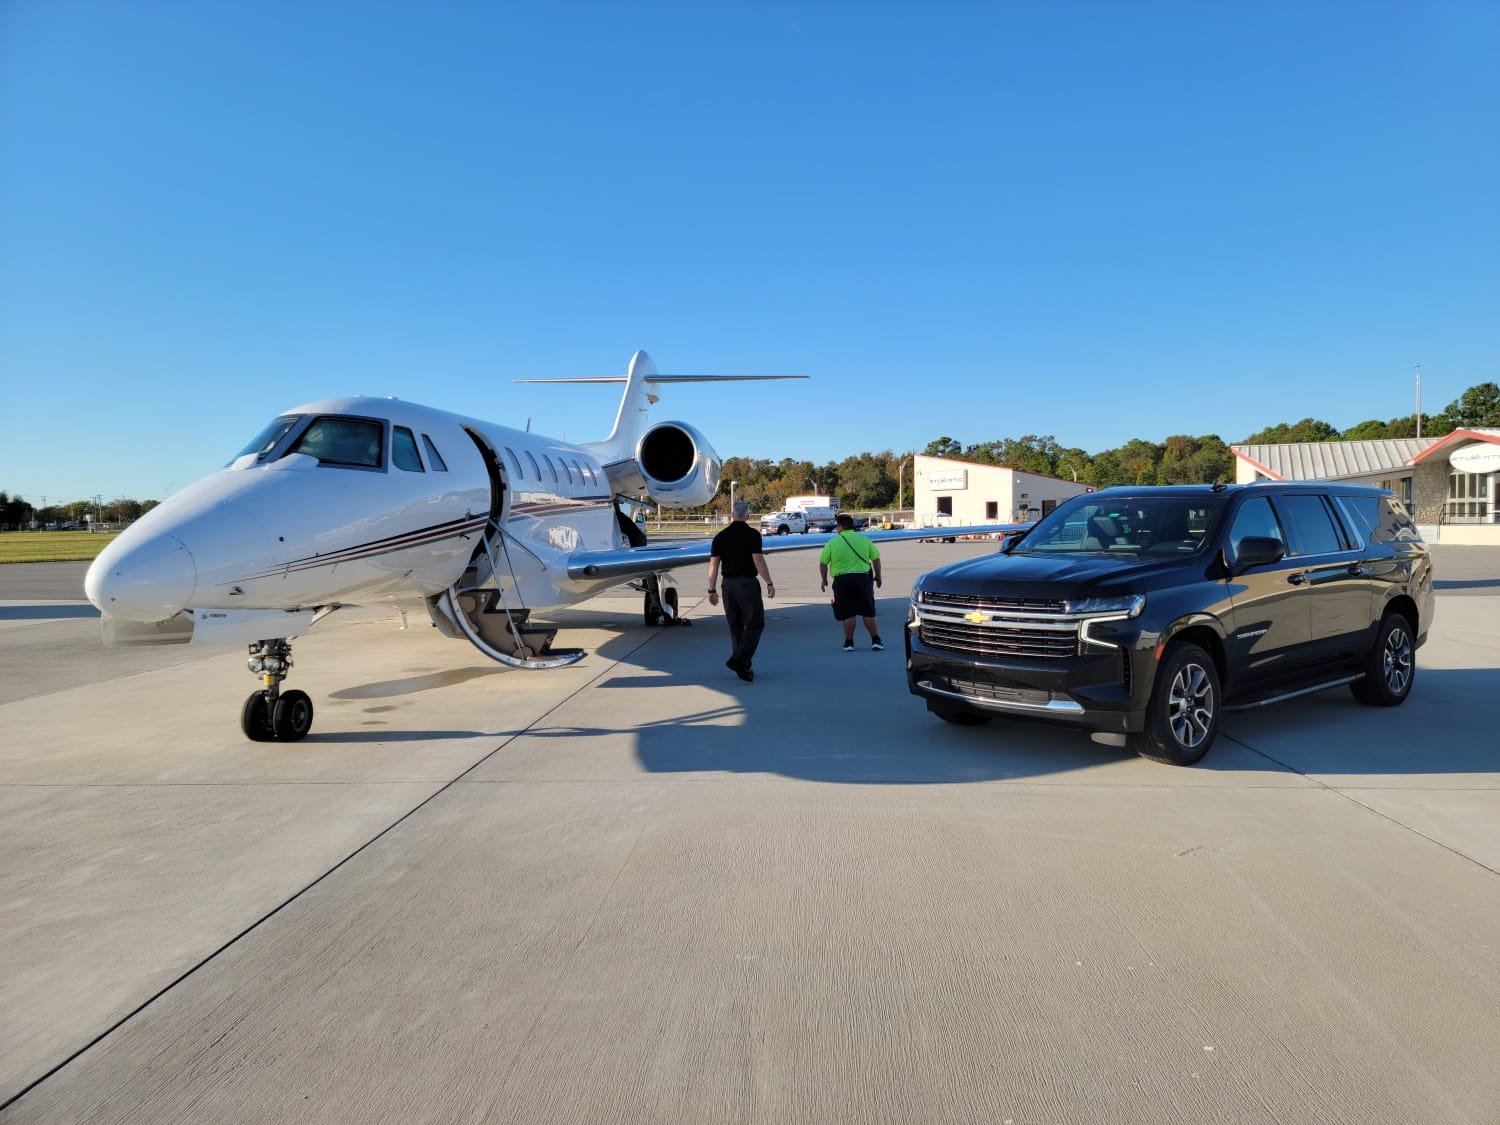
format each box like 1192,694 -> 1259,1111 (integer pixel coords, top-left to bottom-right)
927,470 -> 968,490
1449,443 -> 1500,474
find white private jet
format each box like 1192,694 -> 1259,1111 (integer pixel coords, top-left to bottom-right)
86,350 -> 1010,741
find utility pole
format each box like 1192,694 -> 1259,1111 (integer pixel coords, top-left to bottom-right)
1415,364 -> 1423,439
897,458 -> 910,518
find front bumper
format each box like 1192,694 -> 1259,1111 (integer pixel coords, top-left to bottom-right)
906,625 -> 1147,733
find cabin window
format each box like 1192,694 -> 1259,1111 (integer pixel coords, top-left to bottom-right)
288,417 -> 384,468
504,447 -> 524,479
573,459 -> 590,486
542,455 -> 559,483
525,450 -> 542,480
560,459 -> 575,485
422,435 -> 449,472
393,427 -> 424,472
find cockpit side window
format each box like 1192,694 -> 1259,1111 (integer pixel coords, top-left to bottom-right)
421,435 -> 449,472
232,415 -> 302,464
289,416 -> 384,468
393,426 -> 424,472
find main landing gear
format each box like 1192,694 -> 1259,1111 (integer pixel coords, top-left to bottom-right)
240,638 -> 314,742
641,574 -> 690,628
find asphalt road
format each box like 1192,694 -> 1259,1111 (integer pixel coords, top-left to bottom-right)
1,542 -> 1497,1123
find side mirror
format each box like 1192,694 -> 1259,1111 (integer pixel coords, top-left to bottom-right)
1234,535 -> 1285,570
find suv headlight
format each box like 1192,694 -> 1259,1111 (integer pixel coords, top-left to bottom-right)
1064,594 -> 1145,617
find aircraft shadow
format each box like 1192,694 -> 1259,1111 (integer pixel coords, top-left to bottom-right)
593,609 -> 1499,783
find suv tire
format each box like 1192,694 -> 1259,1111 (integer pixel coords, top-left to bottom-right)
1129,642 -> 1220,765
1349,611 -> 1415,707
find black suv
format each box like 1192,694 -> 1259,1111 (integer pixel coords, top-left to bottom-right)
906,483 -> 1432,765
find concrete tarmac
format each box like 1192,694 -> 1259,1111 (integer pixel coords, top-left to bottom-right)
1,543 -> 1498,1123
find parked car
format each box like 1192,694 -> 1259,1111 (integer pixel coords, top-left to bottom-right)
906,483 -> 1431,765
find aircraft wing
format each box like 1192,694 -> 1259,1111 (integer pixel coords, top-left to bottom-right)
565,524 -> 1029,583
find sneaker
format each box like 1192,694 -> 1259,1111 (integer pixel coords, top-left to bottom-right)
871,637 -> 885,651
842,640 -> 854,652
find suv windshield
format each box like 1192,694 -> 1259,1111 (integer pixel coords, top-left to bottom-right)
1017,494 -> 1229,556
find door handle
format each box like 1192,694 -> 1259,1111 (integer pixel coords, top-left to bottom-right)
1287,573 -> 1306,585
1347,564 -> 1366,577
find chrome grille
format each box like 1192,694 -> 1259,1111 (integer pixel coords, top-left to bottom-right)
916,592 -> 1080,659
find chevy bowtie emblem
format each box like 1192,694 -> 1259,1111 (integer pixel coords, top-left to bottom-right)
964,611 -> 987,624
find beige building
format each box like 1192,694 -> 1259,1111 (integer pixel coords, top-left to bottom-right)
912,454 -> 1092,528
1231,429 -> 1500,544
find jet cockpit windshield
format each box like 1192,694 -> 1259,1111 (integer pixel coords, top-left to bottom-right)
230,415 -> 303,465
286,416 -> 385,469
229,414 -> 387,470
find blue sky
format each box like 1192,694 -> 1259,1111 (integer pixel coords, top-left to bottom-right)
2,0 -> 1496,502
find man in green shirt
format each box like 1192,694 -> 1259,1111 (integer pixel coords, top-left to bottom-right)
818,513 -> 883,652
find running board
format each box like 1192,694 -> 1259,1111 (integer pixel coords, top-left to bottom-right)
429,590 -> 584,670
1225,675 -> 1361,711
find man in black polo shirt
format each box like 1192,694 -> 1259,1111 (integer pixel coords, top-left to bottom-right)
706,501 -> 776,682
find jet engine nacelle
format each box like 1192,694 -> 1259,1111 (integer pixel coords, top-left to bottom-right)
635,421 -> 722,509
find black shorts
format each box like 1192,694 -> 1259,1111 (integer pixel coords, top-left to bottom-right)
831,571 -> 876,620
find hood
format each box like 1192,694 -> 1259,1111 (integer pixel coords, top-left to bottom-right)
916,549 -> 1194,599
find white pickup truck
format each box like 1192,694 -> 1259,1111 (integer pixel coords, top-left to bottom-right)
759,510 -> 809,535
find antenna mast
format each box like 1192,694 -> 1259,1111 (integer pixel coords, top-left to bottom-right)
1414,364 -> 1422,439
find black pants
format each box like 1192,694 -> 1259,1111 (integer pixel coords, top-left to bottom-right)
721,576 -> 765,668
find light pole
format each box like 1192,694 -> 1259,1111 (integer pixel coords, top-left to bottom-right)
897,458 -> 910,519
730,480 -> 737,518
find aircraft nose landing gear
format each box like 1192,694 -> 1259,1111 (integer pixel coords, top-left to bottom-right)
241,638 -> 314,742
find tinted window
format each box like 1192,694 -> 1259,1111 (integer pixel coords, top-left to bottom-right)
504,448 -> 524,479
289,417 -> 383,468
1226,496 -> 1285,555
1278,494 -> 1344,556
1338,495 -> 1421,544
393,427 -> 424,472
421,435 -> 449,472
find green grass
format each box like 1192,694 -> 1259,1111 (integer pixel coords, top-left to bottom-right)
0,531 -> 119,564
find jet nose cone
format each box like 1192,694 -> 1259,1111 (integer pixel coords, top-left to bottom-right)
85,535 -> 197,621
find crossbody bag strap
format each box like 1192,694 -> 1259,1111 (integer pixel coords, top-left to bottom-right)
839,531 -> 871,569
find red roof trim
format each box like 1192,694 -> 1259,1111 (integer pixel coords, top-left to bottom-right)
1408,429 -> 1500,465
1229,448 -> 1284,480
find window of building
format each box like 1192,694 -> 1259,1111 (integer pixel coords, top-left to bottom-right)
937,496 -> 953,517
392,427 -> 424,472
1447,469 -> 1491,523
985,501 -> 998,520
421,435 -> 449,472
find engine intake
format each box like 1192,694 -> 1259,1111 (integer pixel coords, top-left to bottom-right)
636,421 -> 721,509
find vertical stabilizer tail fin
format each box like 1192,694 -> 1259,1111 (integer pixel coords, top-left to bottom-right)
513,350 -> 807,467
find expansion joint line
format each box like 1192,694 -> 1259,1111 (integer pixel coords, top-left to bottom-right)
1220,732 -> 1500,879
0,621 -> 680,1113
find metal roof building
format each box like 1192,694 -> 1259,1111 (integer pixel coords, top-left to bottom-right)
1231,438 -> 1438,482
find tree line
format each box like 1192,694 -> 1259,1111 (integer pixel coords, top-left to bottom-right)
5,382 -> 1495,527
